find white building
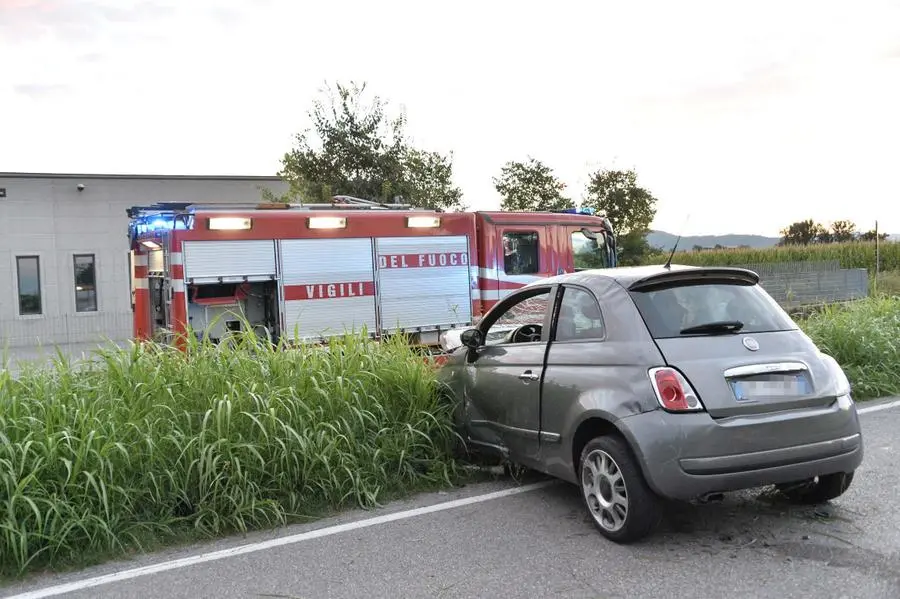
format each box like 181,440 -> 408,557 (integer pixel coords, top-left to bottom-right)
0,172 -> 289,366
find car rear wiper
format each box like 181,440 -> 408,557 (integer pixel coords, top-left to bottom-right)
679,320 -> 744,335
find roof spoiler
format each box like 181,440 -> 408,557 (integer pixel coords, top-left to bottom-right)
628,267 -> 760,292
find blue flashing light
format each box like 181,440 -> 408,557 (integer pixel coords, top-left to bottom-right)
557,207 -> 596,216
133,215 -> 190,236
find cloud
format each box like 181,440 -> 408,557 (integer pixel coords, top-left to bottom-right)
0,0 -> 176,43
13,82 -> 70,98
651,60 -> 798,116
1,0 -> 897,238
76,51 -> 105,63
207,5 -> 243,26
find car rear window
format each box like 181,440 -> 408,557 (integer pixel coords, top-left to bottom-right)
628,282 -> 797,339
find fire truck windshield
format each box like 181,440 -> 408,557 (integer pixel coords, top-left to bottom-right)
572,229 -> 612,270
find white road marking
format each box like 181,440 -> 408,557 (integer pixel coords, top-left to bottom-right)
858,398 -> 900,414
5,481 -> 555,599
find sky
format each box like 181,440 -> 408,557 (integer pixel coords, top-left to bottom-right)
2,0 -> 899,237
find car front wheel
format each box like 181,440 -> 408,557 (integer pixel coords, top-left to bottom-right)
579,435 -> 663,543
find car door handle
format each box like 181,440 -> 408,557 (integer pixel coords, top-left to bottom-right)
518,370 -> 539,382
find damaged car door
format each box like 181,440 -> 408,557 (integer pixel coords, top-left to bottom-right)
461,284 -> 555,466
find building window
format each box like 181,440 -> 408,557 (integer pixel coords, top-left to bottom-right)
502,231 -> 540,275
16,256 -> 42,316
74,254 -> 98,312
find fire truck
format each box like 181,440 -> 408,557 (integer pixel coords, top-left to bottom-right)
126,196 -> 617,352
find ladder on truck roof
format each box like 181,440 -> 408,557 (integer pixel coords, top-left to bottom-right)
126,195 -> 434,218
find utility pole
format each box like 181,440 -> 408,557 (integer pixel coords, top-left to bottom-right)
875,220 -> 881,295
875,220 -> 881,272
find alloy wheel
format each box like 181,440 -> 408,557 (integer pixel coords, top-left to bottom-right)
581,448 -> 629,532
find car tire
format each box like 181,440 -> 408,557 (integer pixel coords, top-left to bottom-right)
578,435 -> 663,543
777,471 -> 855,504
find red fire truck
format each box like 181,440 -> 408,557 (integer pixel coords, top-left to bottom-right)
127,196 -> 617,351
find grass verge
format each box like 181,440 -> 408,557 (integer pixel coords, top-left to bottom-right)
873,270 -> 900,297
0,325 -> 468,579
799,295 -> 900,400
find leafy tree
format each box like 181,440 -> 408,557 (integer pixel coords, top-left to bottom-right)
493,157 -> 572,212
277,81 -> 464,211
616,231 -> 655,266
582,168 -> 658,265
779,219 -> 826,245
830,219 -> 857,242
401,148 -> 466,211
582,168 -> 658,237
859,229 -> 889,241
816,229 -> 834,244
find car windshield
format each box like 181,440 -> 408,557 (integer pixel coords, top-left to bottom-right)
628,282 -> 797,339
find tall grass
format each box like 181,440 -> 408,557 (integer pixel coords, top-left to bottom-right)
874,270 -> 900,297
799,296 -> 900,400
644,240 -> 900,271
0,324 -> 461,576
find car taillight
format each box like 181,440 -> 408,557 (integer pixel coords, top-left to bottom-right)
648,367 -> 704,412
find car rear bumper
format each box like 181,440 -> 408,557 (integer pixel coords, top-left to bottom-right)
619,402 -> 864,501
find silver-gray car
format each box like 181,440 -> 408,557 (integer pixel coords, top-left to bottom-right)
437,264 -> 863,543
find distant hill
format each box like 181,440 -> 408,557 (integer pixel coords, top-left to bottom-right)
647,230 -> 781,252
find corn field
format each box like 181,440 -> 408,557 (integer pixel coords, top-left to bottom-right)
644,240 -> 900,271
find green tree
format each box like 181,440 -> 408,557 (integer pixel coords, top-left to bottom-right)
830,219 -> 857,242
277,81 -> 464,211
493,157 -> 572,212
582,167 -> 658,265
615,231 -> 654,266
400,148 -> 466,211
779,219 -> 826,245
582,168 -> 658,236
816,229 -> 834,244
859,229 -> 889,241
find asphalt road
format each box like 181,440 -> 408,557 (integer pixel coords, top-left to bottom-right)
4,399 -> 899,599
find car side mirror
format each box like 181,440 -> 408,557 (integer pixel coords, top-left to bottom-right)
459,328 -> 484,349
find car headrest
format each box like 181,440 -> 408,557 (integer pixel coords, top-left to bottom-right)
578,294 -> 603,319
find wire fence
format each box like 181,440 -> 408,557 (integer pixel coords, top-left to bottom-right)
732,260 -> 843,276
729,262 -> 870,308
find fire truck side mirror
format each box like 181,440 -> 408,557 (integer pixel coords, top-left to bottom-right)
460,328 -> 484,349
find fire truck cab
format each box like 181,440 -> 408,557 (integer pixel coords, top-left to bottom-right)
126,197 -> 616,351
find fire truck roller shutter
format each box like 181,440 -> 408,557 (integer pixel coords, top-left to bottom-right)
279,238 -> 377,340
182,240 -> 277,282
375,235 -> 473,332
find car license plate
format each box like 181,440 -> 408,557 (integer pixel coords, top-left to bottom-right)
730,373 -> 811,401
